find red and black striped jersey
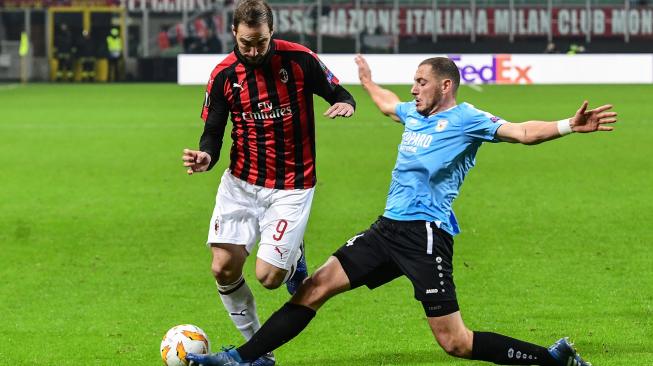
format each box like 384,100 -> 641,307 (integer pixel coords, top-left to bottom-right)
199,39 -> 355,190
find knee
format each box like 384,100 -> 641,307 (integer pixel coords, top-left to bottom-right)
211,262 -> 241,285
435,331 -> 472,358
255,267 -> 285,290
295,271 -> 333,305
305,269 -> 330,290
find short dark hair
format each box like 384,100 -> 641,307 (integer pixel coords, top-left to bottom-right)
419,57 -> 460,94
233,0 -> 274,32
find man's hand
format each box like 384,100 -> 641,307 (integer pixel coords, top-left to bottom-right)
324,102 -> 354,119
353,53 -> 401,122
570,101 -> 617,133
182,149 -> 211,175
355,54 -> 372,85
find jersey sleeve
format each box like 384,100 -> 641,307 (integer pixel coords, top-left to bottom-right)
463,107 -> 506,142
201,72 -> 227,122
306,52 -> 355,107
394,102 -> 413,125
199,72 -> 229,170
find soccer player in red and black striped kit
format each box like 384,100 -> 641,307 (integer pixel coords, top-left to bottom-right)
181,1 -> 355,365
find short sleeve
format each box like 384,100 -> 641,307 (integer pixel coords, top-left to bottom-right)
463,108 -> 506,142
395,102 -> 413,125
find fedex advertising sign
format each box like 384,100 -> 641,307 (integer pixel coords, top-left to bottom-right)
449,54 -> 533,84
179,54 -> 652,85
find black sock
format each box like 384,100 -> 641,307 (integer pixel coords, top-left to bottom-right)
471,331 -> 558,366
236,302 -> 316,361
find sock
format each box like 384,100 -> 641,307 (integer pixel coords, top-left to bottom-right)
217,277 -> 260,341
236,302 -> 316,361
472,331 -> 558,366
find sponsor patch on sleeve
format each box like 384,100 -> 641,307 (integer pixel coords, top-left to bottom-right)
317,58 -> 339,85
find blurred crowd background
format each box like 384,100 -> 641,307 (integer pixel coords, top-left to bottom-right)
1,0 -> 651,82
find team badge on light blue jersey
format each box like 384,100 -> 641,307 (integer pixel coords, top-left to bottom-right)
435,119 -> 449,132
383,102 -> 506,236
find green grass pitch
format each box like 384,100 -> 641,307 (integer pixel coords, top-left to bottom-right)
0,83 -> 651,365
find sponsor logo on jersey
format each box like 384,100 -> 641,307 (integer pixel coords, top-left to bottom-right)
242,101 -> 293,121
400,130 -> 434,153
258,101 -> 273,112
274,246 -> 289,260
401,131 -> 433,151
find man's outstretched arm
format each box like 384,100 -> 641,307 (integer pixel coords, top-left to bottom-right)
355,54 -> 402,122
497,101 -> 617,145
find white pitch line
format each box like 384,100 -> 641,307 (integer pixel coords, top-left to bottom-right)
0,83 -> 21,92
466,84 -> 484,92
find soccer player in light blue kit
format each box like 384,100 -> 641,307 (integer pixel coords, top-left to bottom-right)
187,55 -> 617,366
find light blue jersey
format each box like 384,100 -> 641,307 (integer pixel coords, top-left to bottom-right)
383,102 -> 506,236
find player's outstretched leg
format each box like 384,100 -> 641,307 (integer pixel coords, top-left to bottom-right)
187,347 -> 250,366
470,331 -> 593,365
548,337 -> 592,366
250,352 -> 275,366
285,241 -> 308,295
428,313 -> 590,366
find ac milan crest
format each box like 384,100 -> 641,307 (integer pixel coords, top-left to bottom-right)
279,68 -> 289,83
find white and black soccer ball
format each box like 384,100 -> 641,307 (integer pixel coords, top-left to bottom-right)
160,324 -> 211,366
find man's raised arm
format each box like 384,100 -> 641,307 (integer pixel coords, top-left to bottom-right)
355,54 -> 402,123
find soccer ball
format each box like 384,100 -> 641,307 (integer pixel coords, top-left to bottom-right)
160,324 -> 211,366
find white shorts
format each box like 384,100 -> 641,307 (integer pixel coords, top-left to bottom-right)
207,170 -> 315,271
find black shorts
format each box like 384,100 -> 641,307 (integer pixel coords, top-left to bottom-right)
333,216 -> 459,317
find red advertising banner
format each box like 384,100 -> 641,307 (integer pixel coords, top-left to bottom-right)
271,5 -> 653,38
1,0 -> 121,7
0,0 -> 214,10
1,1 -> 651,38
